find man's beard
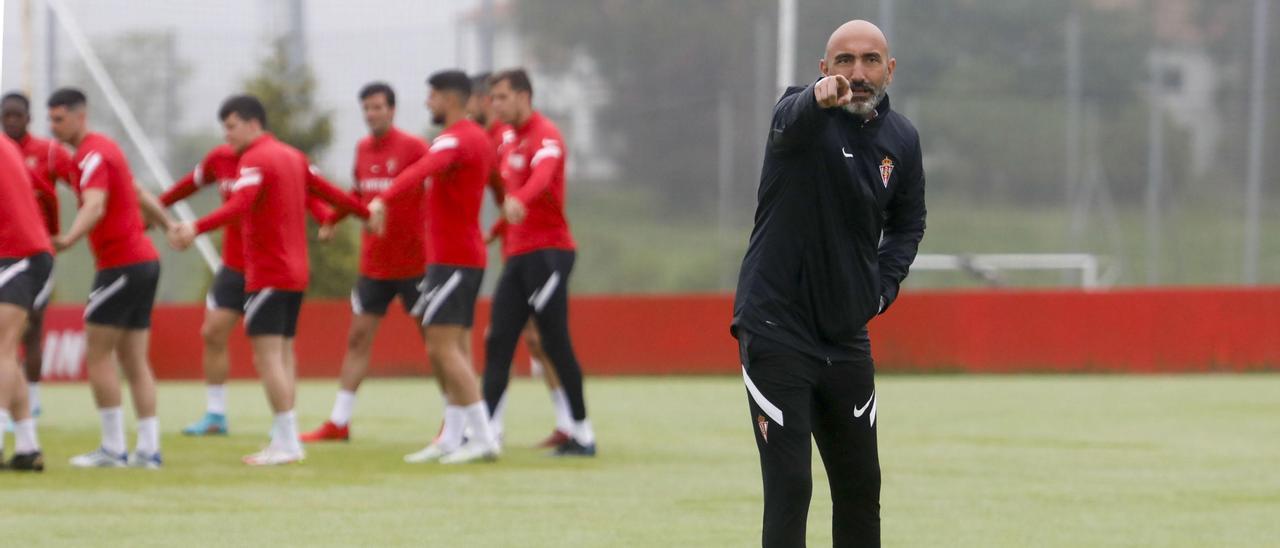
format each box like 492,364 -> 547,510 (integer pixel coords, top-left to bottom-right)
431,112 -> 445,125
844,80 -> 887,117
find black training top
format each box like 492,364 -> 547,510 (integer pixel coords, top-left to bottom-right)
732,81 -> 927,363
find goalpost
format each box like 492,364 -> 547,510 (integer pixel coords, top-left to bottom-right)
912,253 -> 1105,289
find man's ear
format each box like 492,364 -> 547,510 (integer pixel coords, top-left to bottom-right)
819,58 -> 829,77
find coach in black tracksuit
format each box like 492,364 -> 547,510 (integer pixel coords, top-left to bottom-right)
732,20 -> 926,548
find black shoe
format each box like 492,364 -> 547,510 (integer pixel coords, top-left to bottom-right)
8,451 -> 45,472
551,438 -> 596,457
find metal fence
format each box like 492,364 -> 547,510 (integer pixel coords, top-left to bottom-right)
1,0 -> 1274,302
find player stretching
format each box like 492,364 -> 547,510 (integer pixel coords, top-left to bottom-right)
170,95 -> 370,466
302,82 -> 429,443
481,69 -> 595,456
0,136 -> 53,471
157,144 -> 239,435
368,70 -> 499,464
48,89 -> 174,469
467,74 -> 573,447
2,92 -> 74,421
161,145 -> 339,436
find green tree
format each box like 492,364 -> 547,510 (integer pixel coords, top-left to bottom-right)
243,40 -> 359,298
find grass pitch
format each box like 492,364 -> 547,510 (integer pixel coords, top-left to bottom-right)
2,375 -> 1277,547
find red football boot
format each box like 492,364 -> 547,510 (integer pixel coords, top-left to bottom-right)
300,420 -> 349,443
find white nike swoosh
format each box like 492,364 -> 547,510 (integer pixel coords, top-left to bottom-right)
841,147 -> 854,158
853,391 -> 875,417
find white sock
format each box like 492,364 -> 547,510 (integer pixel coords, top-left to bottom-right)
436,405 -> 465,451
99,407 -> 126,455
0,409 -> 9,453
28,382 -> 41,413
529,357 -> 544,377
549,388 -> 574,434
329,390 -> 357,426
572,419 -> 595,446
272,410 -> 301,453
462,402 -> 497,448
14,418 -> 39,453
136,416 -> 160,455
206,384 -> 227,415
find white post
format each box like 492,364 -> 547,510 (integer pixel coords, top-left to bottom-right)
1243,0 -> 1270,284
22,0 -> 34,94
776,0 -> 796,97
1145,52 -> 1165,285
0,2 -> 5,80
717,90 -> 735,288
879,0 -> 894,46
43,0 -> 220,272
1064,12 -> 1082,247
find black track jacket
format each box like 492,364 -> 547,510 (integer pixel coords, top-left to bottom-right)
732,81 -> 927,364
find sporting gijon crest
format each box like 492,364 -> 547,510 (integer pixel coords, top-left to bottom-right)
879,156 -> 894,188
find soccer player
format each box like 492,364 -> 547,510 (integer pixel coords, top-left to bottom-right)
161,146 -> 339,436
480,69 -> 595,457
0,136 -> 53,472
3,91 -> 75,419
301,82 -> 430,443
158,143 -> 240,436
467,73 -> 573,447
169,95 -> 370,466
732,21 -> 926,546
47,88 -> 174,469
366,70 -> 499,464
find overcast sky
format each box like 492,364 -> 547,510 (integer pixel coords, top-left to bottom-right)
2,0 -> 476,181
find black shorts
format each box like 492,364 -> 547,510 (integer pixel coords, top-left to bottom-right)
244,289 -> 304,337
350,275 -> 426,317
420,265 -> 483,328
85,261 -> 160,329
206,267 -> 247,313
0,253 -> 54,313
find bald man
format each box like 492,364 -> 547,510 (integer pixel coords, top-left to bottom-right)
732,20 -> 926,547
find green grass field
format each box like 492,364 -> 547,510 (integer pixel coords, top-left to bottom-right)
3,375 -> 1278,547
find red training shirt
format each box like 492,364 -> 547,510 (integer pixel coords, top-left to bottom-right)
0,137 -> 53,258
194,134 -> 369,292
160,144 -> 244,270
380,119 -> 493,269
493,112 -> 575,258
350,126 -> 428,279
72,132 -> 158,270
13,133 -> 75,236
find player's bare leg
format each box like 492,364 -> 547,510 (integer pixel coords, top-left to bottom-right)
183,308 -> 238,436
407,325 -> 497,464
118,329 -> 161,467
436,325 -> 499,464
69,324 -> 129,467
1,304 -> 42,470
20,307 -> 44,417
243,335 -> 304,465
303,314 -> 379,443
405,322 -> 459,462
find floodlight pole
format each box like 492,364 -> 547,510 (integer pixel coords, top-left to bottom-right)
776,0 -> 796,97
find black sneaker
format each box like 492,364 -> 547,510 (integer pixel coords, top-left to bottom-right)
551,438 -> 597,457
8,451 -> 44,472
